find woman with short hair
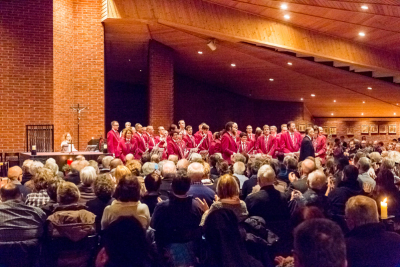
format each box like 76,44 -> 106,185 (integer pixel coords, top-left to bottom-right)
77,166 -> 97,205
116,128 -> 137,163
101,176 -> 150,230
199,174 -> 248,226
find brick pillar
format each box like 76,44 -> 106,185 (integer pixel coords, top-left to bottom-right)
148,40 -> 174,129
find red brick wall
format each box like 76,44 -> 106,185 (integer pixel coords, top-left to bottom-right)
0,0 -> 54,152
53,0 -> 105,151
314,117 -> 400,144
148,40 -> 174,130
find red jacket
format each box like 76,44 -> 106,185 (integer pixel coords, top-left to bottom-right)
209,139 -> 221,155
255,135 -> 276,156
107,130 -> 120,155
315,134 -> 327,160
280,131 -> 302,153
184,134 -> 196,149
116,138 -> 137,163
195,132 -> 212,151
143,133 -> 156,151
221,132 -> 237,164
237,141 -> 253,154
133,132 -> 147,160
167,139 -> 184,159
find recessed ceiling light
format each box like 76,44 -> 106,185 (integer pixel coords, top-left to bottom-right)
363,101 -> 365,103
281,4 -> 288,10
269,78 -> 274,81
311,94 -> 315,97
359,32 -> 366,37
397,103 -> 399,105
231,63 -> 236,67
395,113 -> 397,115
331,113 -> 334,116
300,98 -> 303,101
198,51 -> 203,54
367,87 -> 372,90
284,14 -> 290,19
139,70 -> 142,72
128,59 -> 131,61
361,113 -> 364,115
361,5 -> 368,10
288,62 -> 293,65
333,100 -> 336,102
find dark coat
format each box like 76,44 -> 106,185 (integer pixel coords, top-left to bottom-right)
299,136 -> 315,162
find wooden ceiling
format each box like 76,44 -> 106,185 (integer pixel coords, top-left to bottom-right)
102,0 -> 400,118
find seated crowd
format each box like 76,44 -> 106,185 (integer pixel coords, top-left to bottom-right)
1,145 -> 400,267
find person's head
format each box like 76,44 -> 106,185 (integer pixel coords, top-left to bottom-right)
224,121 -> 235,133
125,160 -> 142,176
287,121 -> 296,132
349,140 -> 355,149
361,135 -> 367,141
147,125 -> 154,135
232,153 -> 246,164
334,138 -> 341,146
354,152 -> 366,165
218,160 -> 231,176
150,154 -> 160,163
395,143 -> 400,152
1,183 -> 21,202
46,178 -> 63,202
342,165 -> 359,183
257,164 -> 275,187
291,206 -> 325,229
111,121 -> 119,131
177,159 -> 189,170
57,182 -> 80,205
255,128 -> 263,138
209,154 -> 220,168
62,132 -> 72,142
281,124 -> 288,133
270,125 -> 277,135
34,168 -> 54,191
170,130 -> 179,141
239,132 -> 248,142
29,161 -> 44,176
171,171 -> 191,196
158,126 -> 165,135
293,219 -> 346,267
7,166 -> 23,182
140,162 -> 154,176
144,171 -> 162,193
336,157 -> 349,171
307,170 -> 327,191
80,166 -> 97,186
168,155 -> 179,165
217,174 -> 239,199
318,126 -> 323,135
305,127 -> 314,137
246,125 -> 253,134
233,161 -> 245,175
161,161 -> 177,177
301,159 -> 316,176
375,169 -> 398,197
135,123 -> 143,133
22,159 -> 34,174
357,157 -> 370,173
122,128 -> 134,140
201,124 -> 209,135
251,160 -> 263,176
178,120 -> 185,130
345,195 -> 379,230
102,156 -> 113,169
286,157 -> 298,170
187,162 -> 205,182
262,125 -> 270,136
373,140 -> 379,148
360,140 -> 367,148
124,122 -> 131,128
88,160 -> 100,174
381,158 -> 395,171
114,176 -> 140,202
71,160 -> 89,172
94,175 -> 114,201
110,158 -> 123,170
186,125 -> 193,135
114,165 -> 132,184
96,217 -> 150,267
140,152 -> 150,165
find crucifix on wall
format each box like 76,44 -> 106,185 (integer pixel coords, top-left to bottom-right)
70,104 -> 88,151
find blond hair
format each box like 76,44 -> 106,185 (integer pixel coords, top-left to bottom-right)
217,174 -> 239,199
345,195 -> 379,228
125,160 -> 142,176
115,165 -> 132,183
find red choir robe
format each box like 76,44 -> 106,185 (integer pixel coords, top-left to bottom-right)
255,134 -> 276,157
315,134 -> 327,163
143,133 -> 156,151
184,134 -> 196,149
133,132 -> 147,160
195,132 -> 212,152
107,129 -> 120,155
167,139 -> 184,159
209,139 -> 221,155
221,132 -> 238,164
280,131 -> 302,153
237,140 -> 253,154
116,138 -> 137,163
246,133 -> 255,146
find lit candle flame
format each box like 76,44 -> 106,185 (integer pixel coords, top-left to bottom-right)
383,198 -> 387,204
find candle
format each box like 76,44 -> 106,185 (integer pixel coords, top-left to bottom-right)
104,144 -> 107,149
32,145 -> 36,150
67,158 -> 73,166
381,198 -> 388,219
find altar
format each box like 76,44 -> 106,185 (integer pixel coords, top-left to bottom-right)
20,151 -> 112,169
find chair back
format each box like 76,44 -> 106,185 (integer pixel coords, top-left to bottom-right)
0,239 -> 40,267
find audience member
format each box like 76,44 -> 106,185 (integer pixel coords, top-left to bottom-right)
25,168 -> 54,207
125,159 -> 142,176
100,156 -> 113,173
177,158 -> 190,170
373,169 -> 400,217
7,166 -> 31,201
242,160 -> 263,200
141,162 -> 156,176
86,174 -> 114,232
24,161 -> 44,191
21,159 -> 34,185
77,166 -> 97,205
233,161 -> 248,189
141,171 -> 166,215
101,176 -> 150,230
40,177 -> 63,216
114,165 -> 132,184
357,157 -> 376,190
345,195 -> 400,267
159,161 -> 177,197
187,162 -> 216,207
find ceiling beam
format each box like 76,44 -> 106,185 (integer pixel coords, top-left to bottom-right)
103,0 -> 400,74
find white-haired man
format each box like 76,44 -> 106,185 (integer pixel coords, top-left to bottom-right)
233,162 -> 248,189
245,164 -> 290,223
187,162 -> 216,207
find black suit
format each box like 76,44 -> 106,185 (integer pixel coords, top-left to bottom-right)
299,136 -> 315,162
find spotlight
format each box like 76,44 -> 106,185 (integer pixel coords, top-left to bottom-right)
359,32 -> 366,37
207,39 -> 217,51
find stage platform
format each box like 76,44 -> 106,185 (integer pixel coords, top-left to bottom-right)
20,151 -> 112,169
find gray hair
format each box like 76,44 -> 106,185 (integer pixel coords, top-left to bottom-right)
29,161 -> 44,176
102,156 -> 114,169
233,162 -> 245,175
257,164 -> 275,185
162,161 -> 177,176
358,157 -> 371,172
80,166 -> 97,186
307,170 -> 327,190
190,153 -> 202,163
22,159 -> 33,172
45,161 -> 59,176
187,162 -> 205,181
